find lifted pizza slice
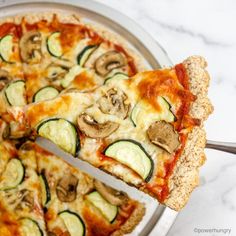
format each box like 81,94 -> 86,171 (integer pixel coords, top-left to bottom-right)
8,56 -> 213,210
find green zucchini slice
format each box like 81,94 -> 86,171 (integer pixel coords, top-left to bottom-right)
59,210 -> 85,236
61,65 -> 84,88
86,191 -> 118,223
39,173 -> 51,206
47,32 -> 62,58
104,72 -> 129,85
0,158 -> 25,191
20,218 -> 43,236
130,96 -> 176,127
77,45 -> 98,66
0,34 -> 13,63
37,118 -> 79,156
104,140 -> 153,181
33,86 -> 59,103
4,80 -> 26,106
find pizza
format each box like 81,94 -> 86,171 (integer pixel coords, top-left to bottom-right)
0,11 -> 212,235
0,141 -> 47,236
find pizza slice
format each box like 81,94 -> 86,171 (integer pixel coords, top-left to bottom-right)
18,141 -> 144,236
0,141 -> 47,236
8,56 -> 213,210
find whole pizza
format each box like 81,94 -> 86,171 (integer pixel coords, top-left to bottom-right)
0,13 -> 213,236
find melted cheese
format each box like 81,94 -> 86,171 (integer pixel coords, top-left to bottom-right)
26,92 -> 93,127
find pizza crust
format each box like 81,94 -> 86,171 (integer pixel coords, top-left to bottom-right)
111,202 -> 145,236
164,56 -> 213,211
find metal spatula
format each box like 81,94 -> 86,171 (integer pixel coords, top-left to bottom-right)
206,140 -> 236,154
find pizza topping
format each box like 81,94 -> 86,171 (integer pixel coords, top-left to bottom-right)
33,86 -> 59,103
56,173 -> 78,202
39,172 -> 51,206
77,44 -> 98,66
20,218 -> 43,236
0,69 -> 11,90
59,210 -> 85,236
77,113 -> 119,138
47,32 -> 63,58
37,118 -> 79,156
4,80 -> 26,106
130,96 -> 176,128
95,51 -> 126,76
86,191 -> 118,223
94,180 -> 127,206
20,31 -> 42,63
104,72 -> 129,85
98,88 -> 130,119
147,121 -> 180,154
0,34 -> 14,63
0,158 -> 25,191
104,140 -> 154,181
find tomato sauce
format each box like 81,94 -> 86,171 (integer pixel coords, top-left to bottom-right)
138,64 -> 200,202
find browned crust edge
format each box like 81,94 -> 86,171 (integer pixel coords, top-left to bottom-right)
111,202 -> 146,236
164,56 -> 213,211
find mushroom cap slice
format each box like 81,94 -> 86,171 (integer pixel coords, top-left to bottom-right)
94,180 -> 128,206
98,88 -> 130,119
95,51 -> 126,76
20,31 -> 42,64
77,113 -> 119,139
0,69 -> 11,90
147,121 -> 180,154
56,173 -> 78,202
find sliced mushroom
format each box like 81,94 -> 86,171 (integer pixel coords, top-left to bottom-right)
20,31 -> 42,64
94,180 -> 128,206
56,173 -> 78,202
98,88 -> 130,119
77,113 -> 119,139
147,121 -> 180,153
95,51 -> 126,76
0,69 -> 11,90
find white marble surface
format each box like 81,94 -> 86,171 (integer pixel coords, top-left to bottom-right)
96,0 -> 236,236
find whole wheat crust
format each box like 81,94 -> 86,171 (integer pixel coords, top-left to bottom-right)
164,56 -> 213,211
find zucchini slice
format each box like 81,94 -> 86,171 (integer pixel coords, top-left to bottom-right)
104,140 -> 153,181
4,80 -> 26,106
0,35 -> 13,63
39,173 -> 51,206
61,65 -> 84,88
0,158 -> 25,191
20,218 -> 43,236
37,118 -> 79,156
104,72 -> 129,85
86,191 -> 118,223
130,96 -> 176,127
59,210 -> 86,236
33,86 -> 59,103
47,32 -> 62,58
77,45 -> 98,66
